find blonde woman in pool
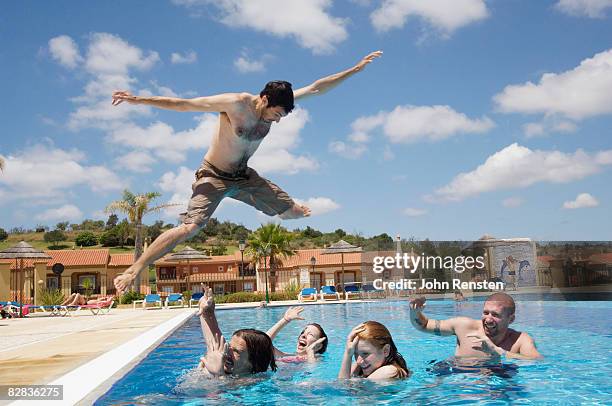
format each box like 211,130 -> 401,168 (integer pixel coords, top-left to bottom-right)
339,321 -> 410,379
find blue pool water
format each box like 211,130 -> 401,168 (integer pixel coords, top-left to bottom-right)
97,296 -> 612,405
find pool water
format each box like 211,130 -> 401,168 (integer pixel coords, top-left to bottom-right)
96,297 -> 612,405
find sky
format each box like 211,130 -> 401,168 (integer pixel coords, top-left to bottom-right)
1,0 -> 611,240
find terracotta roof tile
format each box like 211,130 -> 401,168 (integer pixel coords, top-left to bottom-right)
44,249 -> 109,267
109,254 -> 134,267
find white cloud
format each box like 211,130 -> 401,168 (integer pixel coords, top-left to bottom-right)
48,33 -> 161,130
36,204 -> 84,222
115,151 -> 156,173
234,55 -> 266,73
250,107 -> 318,174
48,35 -> 82,69
502,197 -> 525,208
107,113 -> 218,164
174,0 -> 348,54
171,50 -> 198,64
494,49 -> 612,121
563,193 -> 600,209
555,0 -> 612,18
0,144 -> 125,203
342,105 -> 494,147
523,118 -> 578,138
371,0 -> 489,36
403,207 -> 427,217
328,141 -> 368,159
430,143 -> 612,202
85,33 -> 159,75
157,166 -> 195,220
294,197 -> 340,216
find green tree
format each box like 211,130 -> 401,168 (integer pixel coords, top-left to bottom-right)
56,221 -> 69,231
106,190 -> 179,261
0,228 -> 7,241
75,231 -> 98,247
106,214 -> 119,229
44,229 -> 67,247
246,223 -> 295,297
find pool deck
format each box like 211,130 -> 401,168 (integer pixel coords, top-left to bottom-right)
1,284 -> 609,405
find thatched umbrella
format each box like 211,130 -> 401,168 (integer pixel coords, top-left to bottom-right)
0,241 -> 51,317
322,240 -> 362,292
166,246 -> 210,294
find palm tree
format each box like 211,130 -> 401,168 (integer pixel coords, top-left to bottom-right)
105,190 -> 179,261
246,223 -> 295,299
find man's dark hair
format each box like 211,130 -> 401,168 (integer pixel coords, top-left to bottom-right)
234,329 -> 277,373
260,80 -> 294,113
300,323 -> 328,354
486,292 -> 516,315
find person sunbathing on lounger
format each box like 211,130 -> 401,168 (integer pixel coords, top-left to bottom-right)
266,306 -> 327,363
61,293 -> 112,306
198,287 -> 276,376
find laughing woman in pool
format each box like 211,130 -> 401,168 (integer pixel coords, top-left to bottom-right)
338,321 -> 410,379
266,306 -> 328,363
198,287 -> 276,376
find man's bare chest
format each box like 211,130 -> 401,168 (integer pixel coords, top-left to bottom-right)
233,119 -> 272,141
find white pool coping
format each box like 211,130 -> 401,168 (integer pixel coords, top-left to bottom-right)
9,309 -> 196,406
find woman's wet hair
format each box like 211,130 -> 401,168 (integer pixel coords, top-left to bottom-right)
357,321 -> 410,378
233,329 -> 277,373
260,80 -> 294,113
299,323 -> 328,354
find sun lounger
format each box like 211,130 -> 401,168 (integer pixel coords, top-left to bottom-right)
320,285 -> 341,301
165,293 -> 184,309
133,294 -> 163,310
80,298 -> 114,315
189,292 -> 204,308
25,305 -> 66,316
298,288 -> 318,302
344,285 -> 362,300
362,284 -> 386,299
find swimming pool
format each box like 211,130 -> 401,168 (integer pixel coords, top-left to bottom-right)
96,296 -> 612,405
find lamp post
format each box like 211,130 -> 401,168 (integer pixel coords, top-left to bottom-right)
239,239 -> 246,291
310,256 -> 316,288
263,246 -> 270,303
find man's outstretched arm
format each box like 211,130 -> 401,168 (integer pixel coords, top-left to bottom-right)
111,91 -> 246,112
410,297 -> 458,336
293,51 -> 382,100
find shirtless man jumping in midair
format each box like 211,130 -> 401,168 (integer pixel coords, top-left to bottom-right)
111,51 -> 382,293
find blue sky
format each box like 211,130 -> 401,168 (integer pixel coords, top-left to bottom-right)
1,0 -> 611,240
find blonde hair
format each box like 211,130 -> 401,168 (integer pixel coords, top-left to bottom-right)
357,321 -> 409,378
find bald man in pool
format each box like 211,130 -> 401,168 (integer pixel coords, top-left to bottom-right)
110,51 -> 382,294
410,292 -> 542,360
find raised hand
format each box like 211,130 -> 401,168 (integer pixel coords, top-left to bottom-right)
203,333 -> 227,376
111,90 -> 138,106
305,337 -> 327,357
283,306 -> 305,322
198,287 -> 215,317
354,51 -> 383,72
113,272 -> 135,296
345,323 -> 366,356
409,296 -> 426,311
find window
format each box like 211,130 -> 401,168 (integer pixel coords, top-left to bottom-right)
79,275 -> 96,287
228,265 -> 233,272
192,266 -> 198,273
162,286 -> 173,294
218,266 -> 224,272
46,276 -> 59,290
214,283 -> 225,295
159,267 -> 176,280
243,282 -> 254,292
310,273 -> 322,289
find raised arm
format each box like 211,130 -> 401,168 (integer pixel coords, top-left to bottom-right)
111,90 -> 246,112
293,51 -> 382,100
266,306 -> 304,341
198,287 -> 228,376
410,297 -> 460,336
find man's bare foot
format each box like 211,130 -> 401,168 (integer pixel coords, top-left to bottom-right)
114,272 -> 136,295
279,204 -> 311,220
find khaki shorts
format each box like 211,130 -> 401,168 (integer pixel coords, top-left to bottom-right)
180,161 -> 295,226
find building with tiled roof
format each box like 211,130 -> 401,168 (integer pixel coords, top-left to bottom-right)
0,249 -> 143,305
